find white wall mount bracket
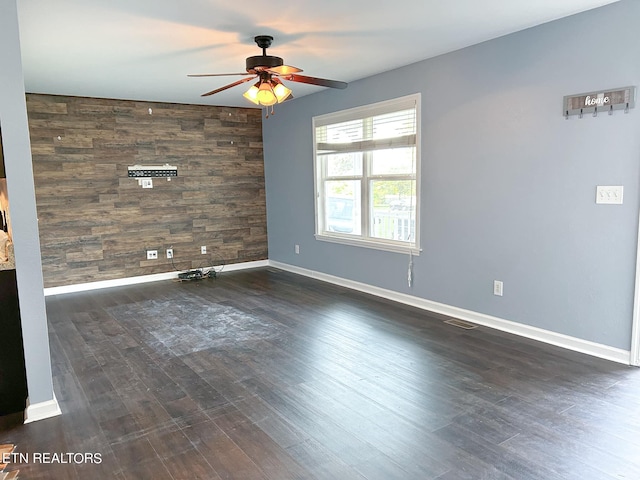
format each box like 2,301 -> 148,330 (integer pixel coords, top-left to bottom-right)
128,164 -> 177,187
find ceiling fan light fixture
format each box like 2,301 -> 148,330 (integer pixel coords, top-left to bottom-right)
256,81 -> 277,106
272,79 -> 292,103
242,83 -> 260,105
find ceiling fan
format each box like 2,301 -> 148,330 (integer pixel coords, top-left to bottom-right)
189,35 -> 347,110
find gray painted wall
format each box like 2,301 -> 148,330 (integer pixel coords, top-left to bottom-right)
0,0 -> 55,405
264,0 -> 640,350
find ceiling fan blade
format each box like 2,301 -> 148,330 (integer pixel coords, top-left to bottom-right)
201,76 -> 256,97
188,72 -> 253,77
267,65 -> 303,75
282,74 -> 347,89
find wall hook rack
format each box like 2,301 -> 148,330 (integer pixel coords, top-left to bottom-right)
563,86 -> 635,118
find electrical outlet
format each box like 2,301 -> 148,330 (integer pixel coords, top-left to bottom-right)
493,280 -> 503,297
295,244 -> 300,254
201,245 -> 207,254
146,250 -> 158,260
166,248 -> 173,259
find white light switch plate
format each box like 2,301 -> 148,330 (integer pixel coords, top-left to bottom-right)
596,185 -> 623,204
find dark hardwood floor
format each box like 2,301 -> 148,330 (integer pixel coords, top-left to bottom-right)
2,267 -> 640,479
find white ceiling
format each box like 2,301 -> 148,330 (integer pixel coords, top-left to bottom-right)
17,0 -> 620,108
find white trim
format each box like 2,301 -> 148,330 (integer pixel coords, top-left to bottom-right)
631,207 -> 640,366
269,260 -> 631,365
43,260 -> 270,296
315,233 -> 421,256
313,93 -> 421,126
213,260 -> 269,273
24,395 -> 62,423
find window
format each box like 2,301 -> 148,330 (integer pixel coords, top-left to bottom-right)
313,94 -> 420,254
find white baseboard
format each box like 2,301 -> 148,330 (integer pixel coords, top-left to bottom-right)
24,395 -> 62,424
269,260 -> 631,365
220,259 -> 270,272
43,260 -> 270,296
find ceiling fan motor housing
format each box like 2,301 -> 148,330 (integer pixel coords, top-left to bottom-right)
246,55 -> 283,72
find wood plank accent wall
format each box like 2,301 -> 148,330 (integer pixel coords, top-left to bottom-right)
26,94 -> 267,288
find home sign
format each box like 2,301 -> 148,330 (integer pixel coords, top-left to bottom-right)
563,86 -> 635,118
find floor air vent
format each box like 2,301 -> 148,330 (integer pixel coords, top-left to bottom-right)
444,319 -> 478,330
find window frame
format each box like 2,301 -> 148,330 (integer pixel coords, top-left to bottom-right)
313,93 -> 421,255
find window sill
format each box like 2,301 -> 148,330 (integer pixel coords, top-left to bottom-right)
315,233 -> 420,256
